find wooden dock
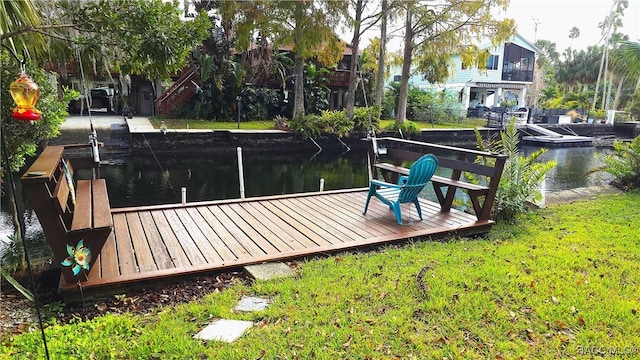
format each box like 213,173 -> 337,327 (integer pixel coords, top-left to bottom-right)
60,188 -> 491,298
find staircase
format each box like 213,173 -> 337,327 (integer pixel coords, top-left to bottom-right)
155,66 -> 200,115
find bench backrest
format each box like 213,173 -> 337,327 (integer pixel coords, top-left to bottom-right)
22,146 -> 98,232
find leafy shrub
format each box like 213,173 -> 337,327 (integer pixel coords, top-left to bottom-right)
382,83 -> 464,123
467,119 -> 557,222
289,110 -> 356,138
273,115 -> 288,130
288,114 -> 322,139
319,110 -> 353,137
1,53 -> 73,171
589,136 -> 640,190
383,120 -> 420,135
239,87 -> 280,121
352,106 -> 381,133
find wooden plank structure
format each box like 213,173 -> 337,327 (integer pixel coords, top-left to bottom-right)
20,139 -> 505,301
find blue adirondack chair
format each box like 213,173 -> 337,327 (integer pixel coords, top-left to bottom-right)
363,154 -> 439,225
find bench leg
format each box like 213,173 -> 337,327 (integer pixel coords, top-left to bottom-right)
468,191 -> 485,220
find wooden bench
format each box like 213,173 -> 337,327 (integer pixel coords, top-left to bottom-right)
368,137 -> 507,222
21,145 -> 112,283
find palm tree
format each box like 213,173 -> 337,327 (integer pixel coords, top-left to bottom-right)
610,41 -> 640,83
0,0 -> 46,58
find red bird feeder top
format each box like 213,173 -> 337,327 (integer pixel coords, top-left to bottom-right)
9,71 -> 42,121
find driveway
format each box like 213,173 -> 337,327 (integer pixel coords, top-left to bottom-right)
61,114 -> 127,130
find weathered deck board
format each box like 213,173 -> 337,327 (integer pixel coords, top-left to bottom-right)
162,209 -> 207,266
125,212 -> 156,272
61,189 -> 493,296
112,213 -> 137,275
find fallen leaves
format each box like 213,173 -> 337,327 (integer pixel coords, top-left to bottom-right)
342,335 -> 353,349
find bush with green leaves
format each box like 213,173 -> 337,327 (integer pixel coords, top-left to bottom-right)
288,114 -> 322,139
352,106 -> 380,133
590,136 -> 640,190
319,109 -> 352,137
382,83 -> 464,123
289,110 -> 355,138
467,119 -> 557,221
1,53 -> 76,172
383,119 -> 420,135
239,87 -> 280,121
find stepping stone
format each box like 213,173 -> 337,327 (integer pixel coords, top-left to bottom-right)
244,262 -> 296,281
234,296 -> 270,312
193,319 -> 253,343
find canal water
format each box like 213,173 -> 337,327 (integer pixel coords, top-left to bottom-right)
0,137 -> 614,256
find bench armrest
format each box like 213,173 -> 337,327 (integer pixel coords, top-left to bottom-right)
370,179 -> 401,189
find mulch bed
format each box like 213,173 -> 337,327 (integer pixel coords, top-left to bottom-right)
1,265 -> 249,339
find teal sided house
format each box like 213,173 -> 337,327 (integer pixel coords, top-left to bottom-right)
388,33 -> 541,111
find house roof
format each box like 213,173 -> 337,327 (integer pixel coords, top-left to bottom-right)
477,32 -> 541,54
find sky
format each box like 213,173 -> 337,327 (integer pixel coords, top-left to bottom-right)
501,0 -> 640,51
355,0 -> 640,54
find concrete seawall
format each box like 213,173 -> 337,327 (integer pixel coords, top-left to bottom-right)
56,116 -> 638,156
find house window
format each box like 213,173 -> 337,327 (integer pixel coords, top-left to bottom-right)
393,75 -> 401,82
486,55 -> 499,70
502,43 -> 535,82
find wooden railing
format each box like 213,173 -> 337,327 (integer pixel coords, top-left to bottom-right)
367,137 -> 507,222
155,66 -> 199,115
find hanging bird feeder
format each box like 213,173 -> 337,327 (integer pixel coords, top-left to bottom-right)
9,71 -> 42,122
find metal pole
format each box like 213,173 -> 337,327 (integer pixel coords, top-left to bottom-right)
1,44 -> 50,360
319,178 -> 325,192
237,147 -> 245,199
181,187 -> 187,204
236,96 -> 241,129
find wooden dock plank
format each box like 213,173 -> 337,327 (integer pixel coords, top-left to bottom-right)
311,193 -> 398,234
267,199 -> 347,244
162,210 -> 208,265
289,196 -> 366,241
217,205 -> 280,254
99,231 -> 119,279
316,193 -> 400,234
297,195 -> 384,236
150,210 -> 191,268
112,213 -> 137,276
125,212 -> 157,272
206,206 -> 267,257
138,212 -> 174,270
258,200 -> 336,247
344,192 -> 431,230
173,208 -> 226,263
225,203 -> 294,253
241,202 -> 316,249
64,190 -> 492,296
184,207 -> 242,261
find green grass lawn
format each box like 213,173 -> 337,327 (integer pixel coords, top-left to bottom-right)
4,192 -> 639,359
150,118 -> 488,131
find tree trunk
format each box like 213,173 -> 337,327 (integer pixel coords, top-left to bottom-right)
292,53 -> 305,119
612,75 -> 624,110
592,45 -> 607,110
346,0 -> 363,120
395,5 -> 413,125
292,2 -> 305,119
604,72 -> 613,110
375,0 -> 387,110
601,47 -> 610,110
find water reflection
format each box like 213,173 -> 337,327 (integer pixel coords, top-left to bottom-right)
522,146 -> 613,192
92,150 -> 372,207
0,145 -> 616,251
